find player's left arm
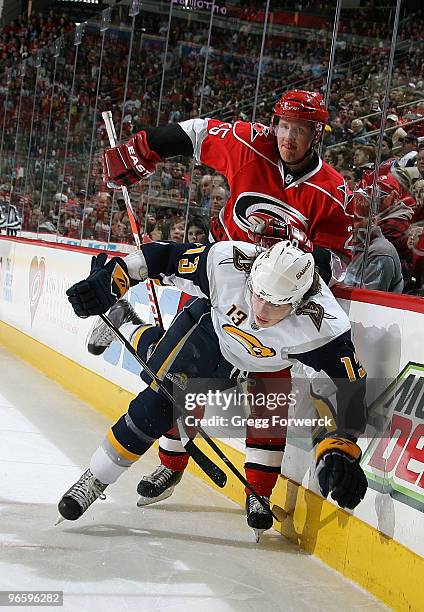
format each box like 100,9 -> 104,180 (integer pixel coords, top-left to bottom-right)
289,330 -> 368,509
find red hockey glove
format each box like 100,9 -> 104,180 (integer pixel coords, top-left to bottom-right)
102,131 -> 162,188
247,213 -> 313,252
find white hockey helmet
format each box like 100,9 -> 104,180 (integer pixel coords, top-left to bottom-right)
249,241 -> 315,305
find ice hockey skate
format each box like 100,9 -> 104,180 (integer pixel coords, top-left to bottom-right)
56,469 -> 108,523
87,298 -> 144,355
137,465 -> 183,507
246,494 -> 273,543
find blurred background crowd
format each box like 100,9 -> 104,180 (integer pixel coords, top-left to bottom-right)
0,0 -> 424,295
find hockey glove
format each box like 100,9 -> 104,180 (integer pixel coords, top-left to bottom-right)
247,213 -> 313,252
66,253 -> 132,317
102,130 -> 162,188
315,436 -> 367,510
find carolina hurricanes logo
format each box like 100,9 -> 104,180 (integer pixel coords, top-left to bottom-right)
233,192 -> 308,234
251,122 -> 270,141
222,325 -> 276,358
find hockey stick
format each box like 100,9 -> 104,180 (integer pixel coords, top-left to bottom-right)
101,110 -> 163,328
100,111 -> 228,489
99,312 -> 278,521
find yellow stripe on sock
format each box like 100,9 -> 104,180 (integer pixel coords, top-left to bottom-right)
131,324 -> 154,351
106,429 -> 141,462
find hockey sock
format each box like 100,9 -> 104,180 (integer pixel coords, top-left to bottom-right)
90,385 -> 175,485
244,467 -> 279,497
159,430 -> 190,471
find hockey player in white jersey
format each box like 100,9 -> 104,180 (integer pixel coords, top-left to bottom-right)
60,239 -> 368,537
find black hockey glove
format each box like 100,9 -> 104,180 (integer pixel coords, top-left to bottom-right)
315,436 -> 367,510
66,252 -> 132,317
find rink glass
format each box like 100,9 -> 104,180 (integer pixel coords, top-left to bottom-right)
0,0 -> 421,278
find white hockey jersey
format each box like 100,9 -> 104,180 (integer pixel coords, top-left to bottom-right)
138,240 -> 351,374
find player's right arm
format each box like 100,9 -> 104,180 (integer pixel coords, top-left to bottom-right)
65,242 -> 215,318
103,119 -> 234,187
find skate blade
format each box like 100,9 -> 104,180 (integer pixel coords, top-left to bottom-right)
252,528 -> 265,543
54,514 -> 66,526
137,486 -> 175,507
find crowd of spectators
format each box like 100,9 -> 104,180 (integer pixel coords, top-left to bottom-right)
0,11 -> 74,65
1,1 -> 424,295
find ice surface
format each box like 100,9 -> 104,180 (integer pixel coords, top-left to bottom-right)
0,347 -> 386,611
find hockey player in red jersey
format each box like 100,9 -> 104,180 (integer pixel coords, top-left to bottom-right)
100,89 -> 354,519
103,89 -> 353,278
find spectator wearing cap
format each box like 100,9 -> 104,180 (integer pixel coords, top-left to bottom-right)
344,188 -> 404,293
386,113 -> 399,127
387,114 -> 408,148
398,133 -> 419,168
349,118 -> 369,144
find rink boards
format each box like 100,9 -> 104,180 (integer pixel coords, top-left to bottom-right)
0,235 -> 423,611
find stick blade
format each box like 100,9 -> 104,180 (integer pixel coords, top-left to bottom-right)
184,439 -> 227,488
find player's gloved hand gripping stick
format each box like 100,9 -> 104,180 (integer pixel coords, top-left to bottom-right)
101,111 -> 162,327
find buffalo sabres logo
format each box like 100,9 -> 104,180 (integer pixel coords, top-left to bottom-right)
295,301 -> 336,331
222,325 -> 276,358
219,246 -> 255,272
251,122 -> 270,141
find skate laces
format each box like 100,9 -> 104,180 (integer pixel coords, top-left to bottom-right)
247,495 -> 270,515
67,470 -> 106,510
145,465 -> 175,487
95,325 -> 116,346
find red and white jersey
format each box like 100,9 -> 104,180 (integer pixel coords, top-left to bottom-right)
180,118 -> 353,258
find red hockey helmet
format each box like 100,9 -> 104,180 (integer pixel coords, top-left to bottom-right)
273,90 -> 329,147
274,90 -> 329,123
